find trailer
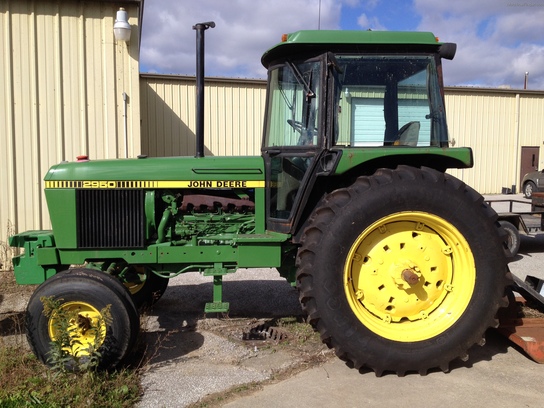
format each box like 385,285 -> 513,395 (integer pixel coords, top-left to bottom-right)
486,194 -> 544,256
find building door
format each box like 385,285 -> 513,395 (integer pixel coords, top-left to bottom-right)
520,146 -> 540,187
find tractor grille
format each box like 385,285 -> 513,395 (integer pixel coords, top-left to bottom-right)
77,189 -> 145,248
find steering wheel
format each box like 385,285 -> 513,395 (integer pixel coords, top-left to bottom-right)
287,119 -> 304,133
287,120 -> 315,145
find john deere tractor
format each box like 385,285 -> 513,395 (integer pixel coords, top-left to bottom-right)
10,27 -> 509,375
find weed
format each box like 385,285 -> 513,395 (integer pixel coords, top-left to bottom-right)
41,296 -> 112,374
0,220 -> 14,272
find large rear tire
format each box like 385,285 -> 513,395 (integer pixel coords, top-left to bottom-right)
26,268 -> 139,370
296,166 -> 509,375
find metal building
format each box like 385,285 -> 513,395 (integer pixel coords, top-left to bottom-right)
0,0 -> 141,252
140,74 -> 266,158
2,0 -> 544,265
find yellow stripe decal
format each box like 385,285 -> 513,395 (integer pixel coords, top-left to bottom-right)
45,180 -> 266,189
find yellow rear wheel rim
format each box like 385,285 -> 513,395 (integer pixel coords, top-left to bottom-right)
48,301 -> 106,356
344,212 -> 475,342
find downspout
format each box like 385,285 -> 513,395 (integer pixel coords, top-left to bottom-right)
123,91 -> 128,158
513,93 -> 521,193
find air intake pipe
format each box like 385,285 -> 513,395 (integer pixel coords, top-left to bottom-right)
192,21 -> 215,158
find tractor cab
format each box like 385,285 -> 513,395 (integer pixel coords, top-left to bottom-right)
260,30 -> 457,233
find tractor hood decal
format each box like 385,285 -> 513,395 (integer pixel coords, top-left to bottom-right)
45,180 -> 265,189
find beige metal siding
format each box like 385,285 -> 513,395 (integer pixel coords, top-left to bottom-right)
142,77 -> 544,195
446,90 -> 518,193
518,94 -> 544,148
446,88 -> 544,194
0,0 -> 140,242
140,75 -> 266,157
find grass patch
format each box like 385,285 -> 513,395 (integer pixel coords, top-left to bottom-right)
1,269 -> 143,407
276,316 -> 319,343
0,344 -> 141,407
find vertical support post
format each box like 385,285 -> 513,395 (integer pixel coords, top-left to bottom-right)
212,275 -> 224,303
203,263 -> 231,313
192,21 -> 215,158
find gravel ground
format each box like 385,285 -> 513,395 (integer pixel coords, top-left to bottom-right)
136,268 -> 321,408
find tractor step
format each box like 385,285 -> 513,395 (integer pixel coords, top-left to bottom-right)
205,302 -> 230,313
497,275 -> 544,363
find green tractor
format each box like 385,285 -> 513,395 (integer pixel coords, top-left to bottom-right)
10,27 -> 510,375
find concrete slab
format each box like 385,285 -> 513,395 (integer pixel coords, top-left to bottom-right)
223,331 -> 544,408
136,268 -> 307,408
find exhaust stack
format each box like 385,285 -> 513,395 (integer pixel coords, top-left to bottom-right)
192,21 -> 215,158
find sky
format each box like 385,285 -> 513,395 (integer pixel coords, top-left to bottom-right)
140,0 -> 544,90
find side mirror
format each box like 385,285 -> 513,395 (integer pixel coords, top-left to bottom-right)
439,43 -> 457,60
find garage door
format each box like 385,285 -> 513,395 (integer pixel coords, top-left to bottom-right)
351,98 -> 430,146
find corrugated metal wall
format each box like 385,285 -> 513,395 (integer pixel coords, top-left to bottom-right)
445,88 -> 544,193
141,76 -> 544,195
140,74 -> 266,157
0,0 -> 141,243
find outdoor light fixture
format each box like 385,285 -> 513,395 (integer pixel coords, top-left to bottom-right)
113,7 -> 131,42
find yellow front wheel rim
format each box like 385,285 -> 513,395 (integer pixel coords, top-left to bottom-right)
344,212 -> 475,342
122,266 -> 147,295
124,281 -> 145,295
48,301 -> 106,357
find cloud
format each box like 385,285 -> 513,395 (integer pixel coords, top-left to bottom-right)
357,13 -> 386,30
414,0 -> 544,88
140,0 -> 343,79
360,0 -> 379,9
140,0 -> 544,89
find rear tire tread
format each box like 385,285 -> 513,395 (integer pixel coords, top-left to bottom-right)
296,166 -> 510,375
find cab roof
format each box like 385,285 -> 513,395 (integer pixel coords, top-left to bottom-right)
261,30 -> 445,68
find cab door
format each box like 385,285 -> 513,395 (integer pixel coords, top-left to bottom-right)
262,57 -> 323,233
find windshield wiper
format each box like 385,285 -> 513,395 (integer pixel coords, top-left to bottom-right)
286,60 -> 315,100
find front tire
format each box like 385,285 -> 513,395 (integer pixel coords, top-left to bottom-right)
26,269 -> 139,370
296,166 -> 509,375
498,220 -> 520,256
523,181 -> 536,199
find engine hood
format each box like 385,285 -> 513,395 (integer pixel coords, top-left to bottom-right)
45,155 -> 265,185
